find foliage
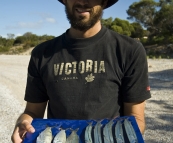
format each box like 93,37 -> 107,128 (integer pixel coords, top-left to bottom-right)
130,22 -> 145,38
112,18 -> 134,36
145,36 -> 165,45
101,17 -> 113,29
7,33 -> 15,39
154,1 -> 173,38
0,36 -> 14,53
168,36 -> 173,43
127,0 -> 158,28
111,25 -> 123,34
0,33 -> 55,53
140,38 -> 148,45
127,0 -> 173,42
102,17 -> 135,36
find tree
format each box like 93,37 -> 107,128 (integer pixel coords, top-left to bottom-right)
101,17 -> 113,29
127,0 -> 158,40
130,22 -> 145,38
127,0 -> 157,27
14,36 -> 25,45
159,0 -> 173,6
102,17 -> 137,36
154,0 -> 173,38
112,18 -> 134,36
111,25 -> 123,34
0,36 -> 14,52
23,32 -> 33,37
127,0 -> 173,43
40,34 -> 55,42
0,33 -> 55,53
7,33 -> 15,39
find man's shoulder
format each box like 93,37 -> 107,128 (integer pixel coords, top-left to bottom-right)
104,28 -> 144,55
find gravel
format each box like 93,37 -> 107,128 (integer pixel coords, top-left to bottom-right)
144,59 -> 173,143
0,55 -> 172,143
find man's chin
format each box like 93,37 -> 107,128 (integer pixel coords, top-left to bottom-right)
75,15 -> 90,22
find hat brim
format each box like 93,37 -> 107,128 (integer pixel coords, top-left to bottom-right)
57,0 -> 118,9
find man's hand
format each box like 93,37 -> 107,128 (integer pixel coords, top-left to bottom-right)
11,101 -> 47,143
11,120 -> 35,143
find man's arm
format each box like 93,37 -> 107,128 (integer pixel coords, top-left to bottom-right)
123,101 -> 146,134
11,101 -> 47,143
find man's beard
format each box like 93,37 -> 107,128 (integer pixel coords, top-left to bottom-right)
65,3 -> 103,31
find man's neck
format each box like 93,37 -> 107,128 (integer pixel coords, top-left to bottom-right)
68,21 -> 102,39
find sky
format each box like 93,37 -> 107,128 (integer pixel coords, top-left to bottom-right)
0,0 -> 139,38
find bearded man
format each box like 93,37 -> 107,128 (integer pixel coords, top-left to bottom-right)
11,0 -> 151,142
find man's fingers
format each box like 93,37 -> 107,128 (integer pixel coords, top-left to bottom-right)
21,120 -> 35,133
11,127 -> 23,143
11,121 -> 35,143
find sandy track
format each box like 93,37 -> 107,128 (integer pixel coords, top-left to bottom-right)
0,55 -> 172,143
0,55 -> 30,142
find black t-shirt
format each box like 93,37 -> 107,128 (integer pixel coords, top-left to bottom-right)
25,26 -> 151,119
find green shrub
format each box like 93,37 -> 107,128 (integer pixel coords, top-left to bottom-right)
158,55 -> 162,59
140,38 -> 148,45
152,56 -> 156,59
149,55 -> 153,59
0,46 -> 10,53
23,40 -> 37,49
168,36 -> 173,43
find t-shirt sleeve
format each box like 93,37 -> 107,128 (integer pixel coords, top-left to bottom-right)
24,53 -> 49,103
121,44 -> 151,102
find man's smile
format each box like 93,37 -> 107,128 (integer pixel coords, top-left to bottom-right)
75,8 -> 91,15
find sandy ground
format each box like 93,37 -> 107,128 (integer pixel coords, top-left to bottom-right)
0,55 -> 172,143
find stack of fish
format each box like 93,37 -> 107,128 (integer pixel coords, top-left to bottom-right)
35,118 -> 139,143
36,127 -> 79,143
85,118 -> 138,143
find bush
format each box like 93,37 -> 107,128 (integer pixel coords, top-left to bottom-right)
13,36 -> 24,45
0,46 -> 10,53
153,36 -> 164,44
168,36 -> 173,43
23,40 -> 37,49
140,38 -> 148,45
158,55 -> 162,59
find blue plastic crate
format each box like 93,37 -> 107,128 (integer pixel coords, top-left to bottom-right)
23,116 -> 144,143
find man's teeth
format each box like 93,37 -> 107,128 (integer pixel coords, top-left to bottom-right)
76,9 -> 89,13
